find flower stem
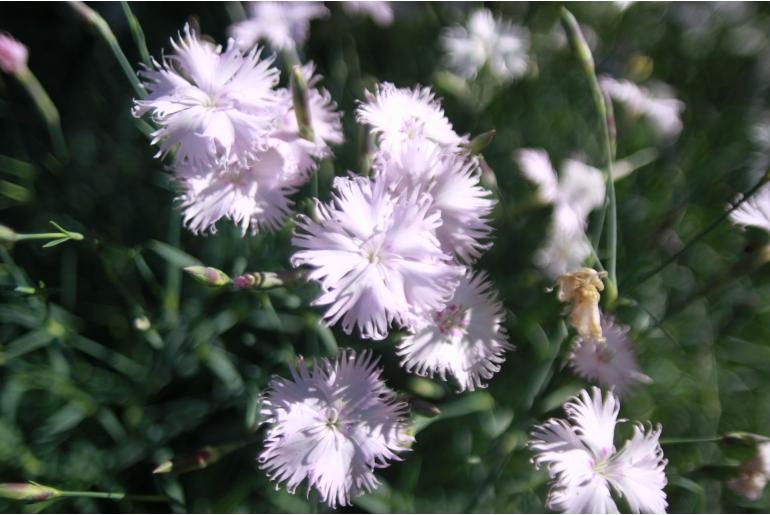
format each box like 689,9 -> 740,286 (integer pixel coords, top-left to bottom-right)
560,7 -> 618,307
625,168 -> 770,289
120,1 -> 151,68
660,436 -> 724,445
68,1 -> 146,98
14,67 -> 68,162
58,490 -> 166,503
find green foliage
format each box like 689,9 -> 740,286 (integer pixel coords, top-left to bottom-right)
1,1 -> 770,513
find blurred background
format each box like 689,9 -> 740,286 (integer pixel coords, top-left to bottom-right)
2,1 -> 770,512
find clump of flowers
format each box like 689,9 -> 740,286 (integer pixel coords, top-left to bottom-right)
259,349 -> 411,508
441,8 -> 530,82
516,149 -> 606,278
291,81 -> 511,388
570,315 -> 651,397
133,25 -> 343,235
529,387 -> 668,513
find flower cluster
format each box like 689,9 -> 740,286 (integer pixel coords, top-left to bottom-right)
259,349 -> 411,508
515,149 -> 606,278
292,82 -> 512,390
133,25 -> 342,235
529,387 -> 668,514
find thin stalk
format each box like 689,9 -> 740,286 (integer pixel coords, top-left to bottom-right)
626,168 -> 770,289
58,490 -> 166,503
660,436 -> 724,446
120,1 -> 151,67
15,232 -> 72,241
560,8 -> 618,307
14,67 -> 68,162
68,1 -> 146,98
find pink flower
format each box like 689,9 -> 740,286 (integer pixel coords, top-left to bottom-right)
376,143 -> 495,264
259,349 -> 411,508
0,33 -> 27,75
133,24 -> 282,168
530,388 -> 668,513
229,1 -> 329,51
397,271 -> 513,391
570,315 -> 652,398
357,83 -> 466,157
291,175 -> 464,340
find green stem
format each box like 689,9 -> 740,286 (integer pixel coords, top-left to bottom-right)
14,67 -> 68,162
120,1 -> 151,67
626,168 -> 770,289
660,436 -> 724,445
15,232 -> 69,241
68,1 -> 146,98
560,7 -> 618,307
59,490 -> 166,503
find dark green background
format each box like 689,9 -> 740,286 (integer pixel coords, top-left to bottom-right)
1,2 -> 770,512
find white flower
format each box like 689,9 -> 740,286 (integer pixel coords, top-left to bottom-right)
516,149 -> 605,278
357,83 -> 466,157
229,1 -> 329,51
535,224 -> 594,280
259,349 -> 411,509
530,387 -> 668,514
570,315 -> 652,398
291,176 -> 464,340
397,271 -> 513,391
729,183 -> 770,233
441,8 -> 530,81
0,32 -> 28,75
176,144 -> 300,235
342,1 -> 395,26
728,442 -> 770,500
600,76 -> 685,140
133,24 -> 282,167
376,143 -> 496,264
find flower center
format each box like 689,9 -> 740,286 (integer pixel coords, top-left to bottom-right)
323,407 -> 340,429
433,303 -> 469,338
401,116 -> 426,140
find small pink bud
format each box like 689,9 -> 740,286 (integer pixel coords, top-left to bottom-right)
0,33 -> 28,75
233,274 -> 255,289
0,482 -> 60,501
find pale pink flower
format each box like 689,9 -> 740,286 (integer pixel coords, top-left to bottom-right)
176,144 -> 302,235
133,24 -> 281,167
397,271 -> 512,391
530,387 -> 668,514
0,33 -> 28,75
516,149 -> 605,278
570,315 -> 652,398
376,143 -> 495,264
229,1 -> 329,51
600,76 -> 684,139
441,8 -> 530,81
729,183 -> 770,233
342,1 -> 395,26
259,349 -> 411,509
291,176 -> 464,340
357,83 -> 466,157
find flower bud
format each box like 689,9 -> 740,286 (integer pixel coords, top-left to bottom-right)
184,266 -> 231,287
291,65 -> 314,142
153,446 -> 222,475
233,270 -> 304,290
0,482 -> 61,502
0,224 -> 18,248
468,129 -> 496,155
0,33 -> 28,75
